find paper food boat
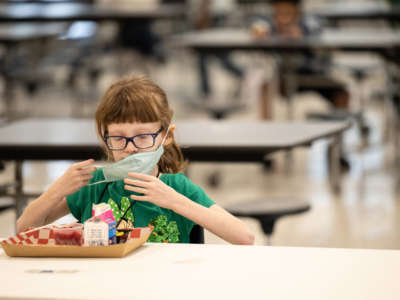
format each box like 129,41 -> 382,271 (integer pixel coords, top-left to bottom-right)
1,226 -> 153,258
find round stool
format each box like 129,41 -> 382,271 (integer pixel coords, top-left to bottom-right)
225,198 -> 311,245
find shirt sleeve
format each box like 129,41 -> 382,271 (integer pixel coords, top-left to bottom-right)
166,173 -> 216,241
175,173 -> 215,208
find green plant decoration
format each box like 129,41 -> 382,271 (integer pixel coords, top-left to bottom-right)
108,197 -> 134,224
148,215 -> 180,243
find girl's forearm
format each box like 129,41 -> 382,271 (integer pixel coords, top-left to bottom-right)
17,159 -> 95,232
16,190 -> 64,233
170,194 -> 254,245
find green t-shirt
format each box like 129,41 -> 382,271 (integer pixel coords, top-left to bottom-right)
66,170 -> 215,243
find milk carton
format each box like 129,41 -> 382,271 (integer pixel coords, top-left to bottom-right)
92,203 -> 117,245
83,217 -> 109,246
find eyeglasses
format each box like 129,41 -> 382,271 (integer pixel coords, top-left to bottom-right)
104,128 -> 163,151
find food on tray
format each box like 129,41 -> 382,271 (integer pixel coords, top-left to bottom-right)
1,202 -> 143,252
117,218 -> 133,230
54,226 -> 83,246
116,229 -> 132,244
1,227 -> 153,258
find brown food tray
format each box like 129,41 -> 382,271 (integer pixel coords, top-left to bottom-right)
1,227 -> 152,258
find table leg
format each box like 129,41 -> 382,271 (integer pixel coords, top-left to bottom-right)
1,44 -> 18,122
281,55 -> 298,121
265,235 -> 272,246
282,55 -> 298,173
382,61 -> 394,145
395,112 -> 400,194
4,77 -> 15,121
329,134 -> 342,195
14,160 -> 25,218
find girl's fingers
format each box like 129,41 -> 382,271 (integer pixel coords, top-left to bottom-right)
76,179 -> 91,188
74,159 -> 95,168
124,178 -> 149,188
124,185 -> 147,195
79,166 -> 97,175
80,174 -> 94,181
82,180 -> 91,186
130,194 -> 148,201
84,166 -> 97,173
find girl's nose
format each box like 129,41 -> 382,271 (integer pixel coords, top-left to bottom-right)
125,140 -> 138,153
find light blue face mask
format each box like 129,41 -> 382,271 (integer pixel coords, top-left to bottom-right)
90,126 -> 170,185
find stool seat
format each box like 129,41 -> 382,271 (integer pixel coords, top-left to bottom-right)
225,198 -> 311,245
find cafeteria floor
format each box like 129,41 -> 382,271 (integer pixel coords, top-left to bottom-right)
0,50 -> 398,249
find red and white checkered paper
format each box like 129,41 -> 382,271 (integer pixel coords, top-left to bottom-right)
128,227 -> 152,240
2,226 -> 55,245
2,225 -> 153,246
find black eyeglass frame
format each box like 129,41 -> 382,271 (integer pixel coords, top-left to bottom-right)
104,127 -> 163,151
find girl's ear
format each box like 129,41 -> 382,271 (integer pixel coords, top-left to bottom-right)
164,124 -> 176,146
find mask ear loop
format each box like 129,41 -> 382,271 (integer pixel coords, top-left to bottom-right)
155,124 -> 171,178
160,124 -> 171,146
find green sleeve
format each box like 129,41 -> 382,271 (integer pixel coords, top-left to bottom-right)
172,173 -> 215,208
165,173 -> 215,240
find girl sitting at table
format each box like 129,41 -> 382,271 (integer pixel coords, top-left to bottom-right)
16,76 -> 254,245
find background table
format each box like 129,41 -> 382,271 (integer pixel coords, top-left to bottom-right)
0,242 -> 399,300
311,2 -> 400,23
0,23 -> 67,119
174,28 -> 400,55
0,118 -> 350,216
174,27 -> 400,126
0,2 -> 185,22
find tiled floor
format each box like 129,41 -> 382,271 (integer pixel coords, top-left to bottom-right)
0,41 -> 399,249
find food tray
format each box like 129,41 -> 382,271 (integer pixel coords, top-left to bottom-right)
1,227 -> 152,258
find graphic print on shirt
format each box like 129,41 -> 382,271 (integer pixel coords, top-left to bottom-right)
108,197 -> 134,225
148,214 -> 180,243
107,197 -> 180,242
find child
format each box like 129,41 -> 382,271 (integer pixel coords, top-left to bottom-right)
17,76 -> 255,245
250,0 -> 351,170
250,0 -> 350,119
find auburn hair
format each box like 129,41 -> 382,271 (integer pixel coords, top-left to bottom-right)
95,76 -> 187,174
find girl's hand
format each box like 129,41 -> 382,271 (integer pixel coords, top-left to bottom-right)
46,159 -> 97,199
124,172 -> 179,210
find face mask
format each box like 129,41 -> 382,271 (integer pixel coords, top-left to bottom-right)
90,126 -> 169,185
